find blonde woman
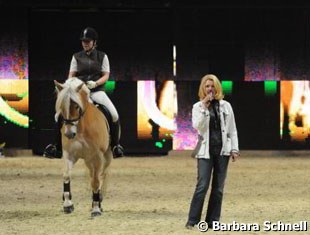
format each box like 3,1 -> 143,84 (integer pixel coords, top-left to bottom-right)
186,74 -> 240,230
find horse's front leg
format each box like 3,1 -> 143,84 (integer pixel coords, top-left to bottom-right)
63,152 -> 76,214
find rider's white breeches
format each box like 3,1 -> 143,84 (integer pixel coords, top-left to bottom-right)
90,91 -> 119,122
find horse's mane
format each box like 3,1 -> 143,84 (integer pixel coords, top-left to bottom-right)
55,78 -> 90,121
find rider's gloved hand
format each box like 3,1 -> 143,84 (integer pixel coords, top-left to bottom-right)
86,81 -> 97,89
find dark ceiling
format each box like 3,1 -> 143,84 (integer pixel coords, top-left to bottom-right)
1,0 -> 310,9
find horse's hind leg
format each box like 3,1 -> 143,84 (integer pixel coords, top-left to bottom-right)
93,150 -> 113,214
63,154 -> 76,214
89,152 -> 112,217
101,149 -> 112,196
86,155 -> 104,217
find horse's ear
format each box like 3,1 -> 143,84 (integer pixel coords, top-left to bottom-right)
76,83 -> 84,92
54,80 -> 64,92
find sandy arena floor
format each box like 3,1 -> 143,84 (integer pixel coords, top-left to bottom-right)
0,150 -> 309,235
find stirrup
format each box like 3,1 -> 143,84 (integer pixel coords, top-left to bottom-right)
43,144 -> 62,158
112,145 -> 124,158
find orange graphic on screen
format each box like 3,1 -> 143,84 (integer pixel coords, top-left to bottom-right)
137,80 -> 177,140
281,81 -> 310,142
0,80 -> 29,128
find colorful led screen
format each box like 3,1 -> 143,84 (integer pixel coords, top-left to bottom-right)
281,81 -> 310,143
0,36 -> 28,128
137,80 -> 176,148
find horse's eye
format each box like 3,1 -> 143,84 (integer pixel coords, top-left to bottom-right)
72,104 -> 79,110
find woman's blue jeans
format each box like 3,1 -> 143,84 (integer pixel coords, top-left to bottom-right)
187,146 -> 229,225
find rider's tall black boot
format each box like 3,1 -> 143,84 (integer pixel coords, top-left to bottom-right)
110,119 -> 124,158
43,119 -> 62,158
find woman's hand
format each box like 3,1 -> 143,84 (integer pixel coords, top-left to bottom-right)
202,93 -> 214,108
230,152 -> 240,162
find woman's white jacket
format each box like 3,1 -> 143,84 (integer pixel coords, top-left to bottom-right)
192,100 -> 239,159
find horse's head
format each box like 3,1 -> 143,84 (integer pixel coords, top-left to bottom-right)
54,78 -> 90,139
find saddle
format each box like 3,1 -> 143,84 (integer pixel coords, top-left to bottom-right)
93,102 -> 112,130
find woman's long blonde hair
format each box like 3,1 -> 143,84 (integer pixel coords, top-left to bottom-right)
198,74 -> 224,101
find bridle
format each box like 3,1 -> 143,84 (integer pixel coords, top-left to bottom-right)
62,107 -> 85,126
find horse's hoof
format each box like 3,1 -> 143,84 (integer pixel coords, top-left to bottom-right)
91,211 -> 102,217
64,205 -> 74,214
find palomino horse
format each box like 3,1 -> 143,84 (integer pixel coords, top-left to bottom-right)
54,78 -> 112,217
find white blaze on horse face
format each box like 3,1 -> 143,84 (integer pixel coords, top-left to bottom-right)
64,124 -> 77,139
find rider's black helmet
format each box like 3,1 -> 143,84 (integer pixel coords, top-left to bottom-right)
80,27 -> 98,41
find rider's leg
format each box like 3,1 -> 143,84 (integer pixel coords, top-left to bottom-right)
90,91 -> 124,158
43,118 -> 62,158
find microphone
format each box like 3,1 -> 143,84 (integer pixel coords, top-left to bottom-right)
209,91 -> 215,104
210,91 -> 219,127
